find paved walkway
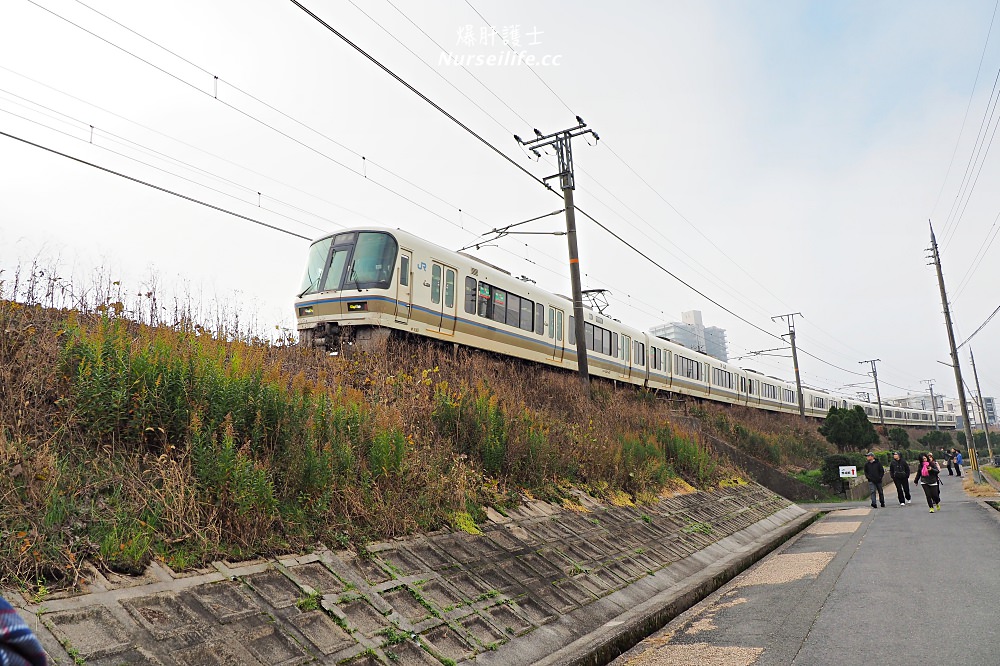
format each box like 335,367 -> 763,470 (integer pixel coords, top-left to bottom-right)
611,478 -> 1000,665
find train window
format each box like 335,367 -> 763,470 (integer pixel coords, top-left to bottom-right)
584,322 -> 595,351
492,289 -> 507,324
548,308 -> 554,339
478,282 -> 491,317
322,247 -> 350,292
431,265 -> 442,304
345,232 -> 397,289
676,355 -> 700,380
557,311 -> 564,341
612,333 -> 618,358
812,396 -> 824,409
603,329 -> 612,355
651,348 -> 658,370
464,277 -> 476,314
506,293 -> 521,328
399,255 -> 409,286
569,316 -> 576,345
444,269 -> 455,308
535,304 -> 544,335
713,368 -> 733,389
636,343 -> 645,367
762,384 -> 778,400
521,299 -> 534,332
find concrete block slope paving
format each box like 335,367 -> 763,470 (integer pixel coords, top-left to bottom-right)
11,482 -> 808,665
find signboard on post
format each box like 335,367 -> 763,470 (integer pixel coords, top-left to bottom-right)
839,466 -> 857,479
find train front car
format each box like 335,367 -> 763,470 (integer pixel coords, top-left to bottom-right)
295,229 -> 403,351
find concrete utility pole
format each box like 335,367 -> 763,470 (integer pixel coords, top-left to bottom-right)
921,379 -> 940,430
860,359 -> 886,430
927,222 -> 980,478
970,348 -> 993,462
516,119 -> 598,396
772,313 -> 805,417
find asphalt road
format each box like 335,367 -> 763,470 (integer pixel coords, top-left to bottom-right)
610,477 -> 1000,666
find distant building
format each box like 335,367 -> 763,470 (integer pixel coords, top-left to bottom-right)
985,396 -> 997,425
887,393 -> 942,412
650,310 -> 728,362
939,396 -> 990,427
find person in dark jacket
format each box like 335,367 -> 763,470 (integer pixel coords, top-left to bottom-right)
946,449 -> 954,475
888,451 -> 911,505
864,452 -> 885,508
914,453 -> 942,512
953,449 -> 963,477
1,595 -> 48,666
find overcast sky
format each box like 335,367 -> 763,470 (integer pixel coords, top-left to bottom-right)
2,0 -> 999,406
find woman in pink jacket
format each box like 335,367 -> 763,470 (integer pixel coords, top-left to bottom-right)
914,453 -> 941,512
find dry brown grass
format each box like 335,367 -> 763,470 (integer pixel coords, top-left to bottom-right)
963,473 -> 1000,498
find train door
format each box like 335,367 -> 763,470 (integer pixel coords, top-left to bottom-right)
622,334 -> 632,380
394,249 -> 412,323
549,307 -> 565,361
430,262 -> 457,335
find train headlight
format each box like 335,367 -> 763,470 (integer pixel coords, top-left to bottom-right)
347,302 -> 368,312
298,306 -> 314,316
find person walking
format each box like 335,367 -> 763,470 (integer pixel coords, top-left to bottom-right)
946,449 -> 954,476
914,453 -> 942,512
954,449 -> 963,477
864,452 -> 885,508
889,451 -> 912,505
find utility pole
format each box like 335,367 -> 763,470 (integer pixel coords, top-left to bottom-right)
860,359 -> 886,430
772,313 -> 805,417
927,222 -> 979,478
516,118 -> 598,395
921,379 -> 939,430
970,348 -> 993,462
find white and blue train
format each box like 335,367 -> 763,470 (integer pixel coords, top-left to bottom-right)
295,227 -> 949,429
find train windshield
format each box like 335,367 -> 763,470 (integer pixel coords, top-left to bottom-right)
344,232 -> 398,289
300,236 -> 333,296
298,231 -> 398,296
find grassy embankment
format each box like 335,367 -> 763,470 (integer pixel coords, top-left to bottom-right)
0,279 -> 747,592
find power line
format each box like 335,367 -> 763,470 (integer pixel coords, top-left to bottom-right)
953,207 -> 1000,300
459,2 -> 909,380
24,0 -> 900,394
0,129 -> 311,240
958,302 -> 1000,349
0,93 -> 338,236
26,0 -> 503,238
941,59 -> 1000,247
0,64 -> 383,225
288,0 -> 546,189
79,0 -> 496,225
363,1 -> 790,327
930,0 -> 1000,221
462,0 -> 576,116
290,0 -> 905,388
